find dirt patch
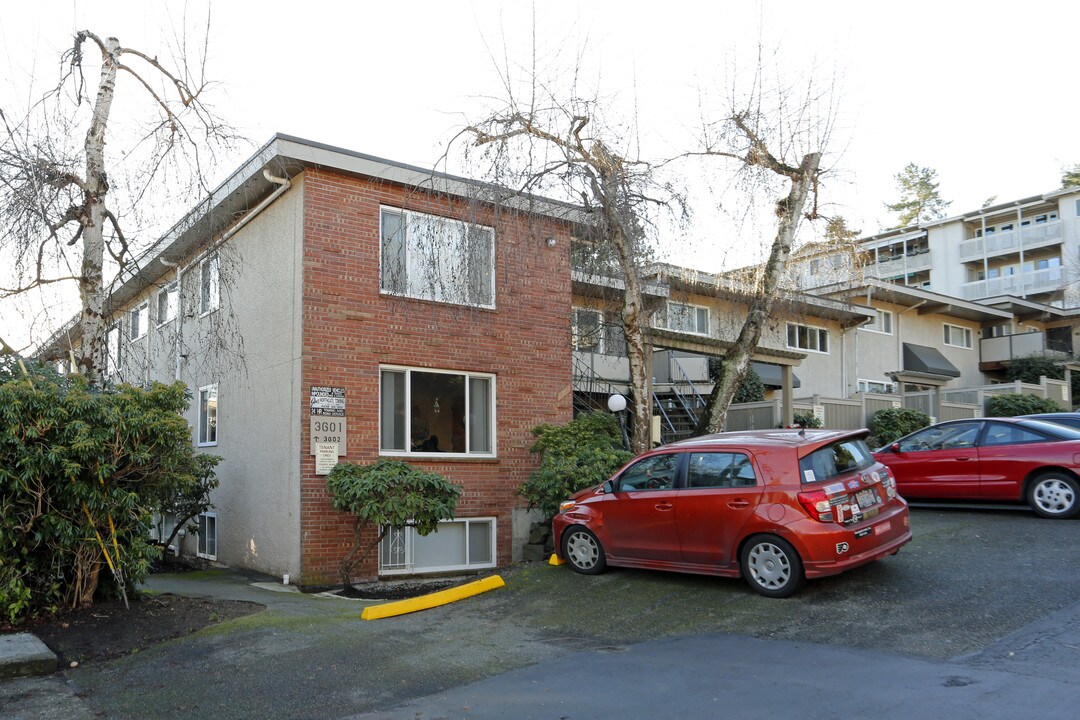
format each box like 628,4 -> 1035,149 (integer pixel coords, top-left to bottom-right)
335,578 -> 462,600
12,593 -> 263,666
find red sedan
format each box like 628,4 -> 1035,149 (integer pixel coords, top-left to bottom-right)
552,429 -> 911,598
872,417 -> 1080,519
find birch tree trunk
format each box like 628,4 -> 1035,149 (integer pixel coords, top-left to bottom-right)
77,36 -> 120,380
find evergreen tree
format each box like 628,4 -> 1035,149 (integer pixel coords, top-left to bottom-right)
1061,164 -> 1080,189
885,163 -> 950,227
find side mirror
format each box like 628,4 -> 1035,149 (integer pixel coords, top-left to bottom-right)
603,480 -> 614,494
890,442 -> 902,453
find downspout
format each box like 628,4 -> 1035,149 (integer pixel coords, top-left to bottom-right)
163,169 -> 292,381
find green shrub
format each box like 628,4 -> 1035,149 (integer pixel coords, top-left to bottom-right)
986,393 -> 1062,417
868,407 -> 931,448
1005,355 -> 1063,384
326,459 -> 460,588
521,412 -> 633,520
792,412 -> 823,429
0,361 -> 219,623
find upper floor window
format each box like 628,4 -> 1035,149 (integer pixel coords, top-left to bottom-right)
198,384 -> 218,446
129,303 -> 148,341
572,308 -> 603,352
200,256 -> 219,315
943,323 -> 973,349
862,309 -> 893,334
787,322 -> 829,353
105,324 -> 122,376
380,207 -> 495,308
157,282 -> 178,325
660,302 -> 709,335
379,366 -> 495,456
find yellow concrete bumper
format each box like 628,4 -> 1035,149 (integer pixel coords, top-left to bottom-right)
360,575 -> 506,620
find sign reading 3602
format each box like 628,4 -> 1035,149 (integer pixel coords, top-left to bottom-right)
310,417 -> 347,456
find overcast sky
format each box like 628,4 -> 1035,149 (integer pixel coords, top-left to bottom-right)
3,0 -> 1080,348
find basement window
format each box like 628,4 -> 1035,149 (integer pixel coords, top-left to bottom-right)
379,518 -> 496,575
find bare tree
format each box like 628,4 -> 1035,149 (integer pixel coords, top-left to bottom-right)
0,23 -> 238,380
459,84 -> 685,454
689,58 -> 837,433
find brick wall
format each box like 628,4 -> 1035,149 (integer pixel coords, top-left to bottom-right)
299,168 -> 573,583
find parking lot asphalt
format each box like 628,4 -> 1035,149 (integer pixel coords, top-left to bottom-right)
3,506 -> 1080,719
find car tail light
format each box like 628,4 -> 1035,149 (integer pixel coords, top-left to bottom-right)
797,490 -> 834,523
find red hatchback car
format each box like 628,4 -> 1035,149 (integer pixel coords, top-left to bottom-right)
872,417 -> 1080,519
552,429 -> 912,598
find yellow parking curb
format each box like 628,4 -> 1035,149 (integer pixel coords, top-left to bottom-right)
548,553 -> 565,566
360,575 -> 505,620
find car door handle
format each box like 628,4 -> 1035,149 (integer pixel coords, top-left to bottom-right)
955,456 -> 973,461
728,500 -> 750,509
655,502 -> 673,511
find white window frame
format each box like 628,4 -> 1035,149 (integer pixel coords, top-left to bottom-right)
379,517 -> 497,575
198,384 -> 219,447
197,512 -> 217,560
379,206 -> 496,309
786,322 -> 830,354
661,301 -> 710,336
129,303 -> 149,341
860,309 -> 893,335
379,365 -> 496,458
199,255 -> 220,316
943,323 -> 973,349
105,324 -> 122,376
157,282 -> 178,326
858,379 -> 896,394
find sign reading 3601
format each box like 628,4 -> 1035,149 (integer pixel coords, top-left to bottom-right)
310,417 -> 347,456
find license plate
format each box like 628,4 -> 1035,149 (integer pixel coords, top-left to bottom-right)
855,489 -> 877,509
874,520 -> 892,535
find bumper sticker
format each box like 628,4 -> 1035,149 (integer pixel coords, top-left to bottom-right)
854,527 -> 872,539
836,542 -> 850,555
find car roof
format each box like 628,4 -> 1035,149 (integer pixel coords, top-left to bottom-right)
664,428 -> 871,457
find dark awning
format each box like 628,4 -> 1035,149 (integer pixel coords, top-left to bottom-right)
903,343 -> 961,378
752,362 -> 801,389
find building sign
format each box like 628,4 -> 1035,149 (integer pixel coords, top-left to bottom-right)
309,386 -> 346,455
310,386 -> 345,416
315,443 -> 339,475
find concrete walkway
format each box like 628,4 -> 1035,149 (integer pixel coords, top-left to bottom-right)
0,634 -> 56,680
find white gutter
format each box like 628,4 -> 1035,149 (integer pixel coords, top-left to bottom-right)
167,169 -> 292,380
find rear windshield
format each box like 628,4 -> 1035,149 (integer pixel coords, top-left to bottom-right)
799,438 -> 874,484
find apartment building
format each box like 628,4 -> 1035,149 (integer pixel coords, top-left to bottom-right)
43,135 -> 576,585
793,187 -> 1080,390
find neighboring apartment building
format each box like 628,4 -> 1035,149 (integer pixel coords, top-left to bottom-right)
43,135 -> 576,585
791,187 -> 1080,393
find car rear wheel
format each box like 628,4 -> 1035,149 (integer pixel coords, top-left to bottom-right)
562,526 -> 607,575
740,535 -> 804,598
1027,472 -> 1080,519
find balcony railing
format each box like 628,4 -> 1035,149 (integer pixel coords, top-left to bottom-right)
867,250 -> 932,278
958,220 -> 1063,262
979,331 -> 1073,364
960,266 -> 1062,300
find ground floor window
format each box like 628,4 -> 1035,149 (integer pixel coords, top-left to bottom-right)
150,513 -> 178,551
379,517 -> 496,575
197,512 -> 217,560
858,379 -> 897,394
380,366 -> 495,456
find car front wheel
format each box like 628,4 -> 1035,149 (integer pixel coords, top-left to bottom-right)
561,526 -> 607,575
1027,472 -> 1080,519
740,535 -> 804,598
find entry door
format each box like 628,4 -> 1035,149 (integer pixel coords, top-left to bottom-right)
601,453 -> 681,562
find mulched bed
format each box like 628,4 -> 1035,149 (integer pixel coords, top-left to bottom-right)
4,593 -> 263,666
335,578 -> 462,600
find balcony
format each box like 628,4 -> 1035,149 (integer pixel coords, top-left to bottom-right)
958,220 -> 1063,262
980,331 -> 1071,366
866,249 -> 932,279
960,266 -> 1062,300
